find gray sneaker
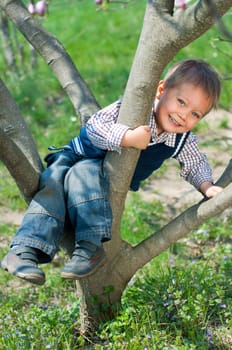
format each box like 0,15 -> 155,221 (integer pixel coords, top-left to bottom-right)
1,248 -> 45,285
61,241 -> 106,279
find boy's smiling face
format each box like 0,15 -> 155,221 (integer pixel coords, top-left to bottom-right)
155,81 -> 212,135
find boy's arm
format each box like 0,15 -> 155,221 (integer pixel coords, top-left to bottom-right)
199,181 -> 223,198
85,100 -> 128,153
176,133 -> 223,198
120,125 -> 151,150
86,100 -> 151,152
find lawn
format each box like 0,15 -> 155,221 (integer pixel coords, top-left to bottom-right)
0,1 -> 231,349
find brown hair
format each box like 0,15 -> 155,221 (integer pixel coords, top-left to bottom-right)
164,59 -> 221,110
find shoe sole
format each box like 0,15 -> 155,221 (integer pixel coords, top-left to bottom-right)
1,254 -> 45,286
61,256 -> 107,280
13,271 -> 45,285
2,265 -> 45,285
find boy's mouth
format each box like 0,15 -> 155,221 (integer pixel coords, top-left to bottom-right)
169,115 -> 183,127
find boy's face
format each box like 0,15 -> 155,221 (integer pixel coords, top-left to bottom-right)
155,81 -> 212,134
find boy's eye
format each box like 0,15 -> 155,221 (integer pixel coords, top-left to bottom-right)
178,98 -> 185,105
192,112 -> 201,119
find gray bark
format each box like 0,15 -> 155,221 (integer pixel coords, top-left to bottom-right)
0,13 -> 17,70
0,0 -> 231,333
0,78 -> 43,202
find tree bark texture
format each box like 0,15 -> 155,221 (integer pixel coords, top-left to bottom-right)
0,78 -> 43,201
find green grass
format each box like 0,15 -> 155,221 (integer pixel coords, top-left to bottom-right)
121,192 -> 166,245
0,1 -> 231,349
0,213 -> 231,349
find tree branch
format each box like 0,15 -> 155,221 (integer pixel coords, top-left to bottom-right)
0,0 -> 100,122
124,160 -> 232,276
173,0 -> 232,48
216,158 -> 232,187
0,78 -> 43,201
204,0 -> 232,41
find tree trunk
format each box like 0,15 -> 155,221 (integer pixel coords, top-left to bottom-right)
74,0 -> 232,332
76,160 -> 232,334
0,0 -> 231,334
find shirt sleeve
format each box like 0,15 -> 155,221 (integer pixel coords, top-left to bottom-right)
176,132 -> 213,189
85,100 -> 130,153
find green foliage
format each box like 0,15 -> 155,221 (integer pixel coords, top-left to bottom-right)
97,215 -> 232,349
0,165 -> 26,210
218,116 -> 230,129
121,192 -> 165,245
0,207 -> 231,349
0,300 -> 80,350
0,2 -> 231,349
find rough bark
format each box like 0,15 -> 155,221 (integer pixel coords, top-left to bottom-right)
0,0 -> 231,334
0,78 -> 43,202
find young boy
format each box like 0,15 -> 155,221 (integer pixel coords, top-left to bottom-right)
1,59 -> 223,285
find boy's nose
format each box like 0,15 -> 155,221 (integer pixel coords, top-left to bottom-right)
178,112 -> 186,120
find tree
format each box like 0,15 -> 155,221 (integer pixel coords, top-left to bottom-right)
0,0 -> 231,334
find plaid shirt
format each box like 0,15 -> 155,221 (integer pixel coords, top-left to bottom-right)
86,99 -> 213,189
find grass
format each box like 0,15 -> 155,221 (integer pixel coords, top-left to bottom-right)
0,213 -> 231,349
0,1 -> 231,349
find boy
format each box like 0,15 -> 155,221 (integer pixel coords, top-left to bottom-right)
1,59 -> 223,285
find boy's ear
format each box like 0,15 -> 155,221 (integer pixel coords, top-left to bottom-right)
156,80 -> 165,99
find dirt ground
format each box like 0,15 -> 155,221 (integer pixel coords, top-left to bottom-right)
0,108 -> 231,226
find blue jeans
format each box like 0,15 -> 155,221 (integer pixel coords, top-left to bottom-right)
11,151 -> 112,263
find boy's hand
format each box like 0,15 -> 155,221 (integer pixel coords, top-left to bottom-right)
200,182 -> 223,198
205,185 -> 223,198
121,125 -> 151,150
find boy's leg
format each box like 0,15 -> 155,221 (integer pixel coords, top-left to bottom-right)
1,150 -> 79,285
61,158 -> 112,279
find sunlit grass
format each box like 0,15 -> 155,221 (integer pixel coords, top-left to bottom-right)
0,205 -> 231,349
0,2 -> 231,349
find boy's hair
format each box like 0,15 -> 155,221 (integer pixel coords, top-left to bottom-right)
164,59 -> 221,110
